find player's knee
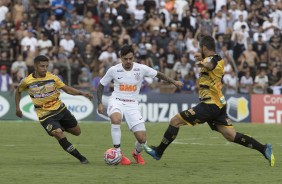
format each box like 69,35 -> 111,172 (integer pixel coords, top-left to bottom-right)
170,116 -> 183,128
51,128 -> 64,139
111,117 -> 122,124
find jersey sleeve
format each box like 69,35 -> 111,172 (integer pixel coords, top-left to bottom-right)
142,64 -> 158,78
100,67 -> 113,86
204,55 -> 222,71
17,78 -> 27,92
54,74 -> 66,88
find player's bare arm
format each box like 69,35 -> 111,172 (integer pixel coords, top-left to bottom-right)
15,88 -> 23,118
97,83 -> 104,114
61,85 -> 93,100
156,72 -> 184,88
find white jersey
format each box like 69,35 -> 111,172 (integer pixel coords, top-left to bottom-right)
100,62 -> 157,100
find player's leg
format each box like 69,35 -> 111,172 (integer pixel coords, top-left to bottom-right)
131,124 -> 146,165
55,109 -> 89,164
108,100 -> 131,165
144,106 -> 204,160
214,107 -> 275,166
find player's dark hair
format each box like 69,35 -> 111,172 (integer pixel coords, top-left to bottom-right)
34,55 -> 49,64
120,44 -> 134,57
200,35 -> 216,52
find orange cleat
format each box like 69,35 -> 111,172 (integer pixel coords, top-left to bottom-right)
119,154 -> 131,165
132,151 -> 145,165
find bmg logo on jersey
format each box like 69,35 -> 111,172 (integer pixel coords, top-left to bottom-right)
227,97 -> 249,122
119,84 -> 137,92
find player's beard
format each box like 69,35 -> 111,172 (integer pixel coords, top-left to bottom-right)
201,50 -> 205,59
123,63 -> 132,70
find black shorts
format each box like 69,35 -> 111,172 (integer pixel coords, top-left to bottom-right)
179,102 -> 232,131
41,107 -> 78,136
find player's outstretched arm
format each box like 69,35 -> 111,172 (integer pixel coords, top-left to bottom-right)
61,85 -> 93,101
97,83 -> 104,114
15,89 -> 23,118
156,71 -> 184,88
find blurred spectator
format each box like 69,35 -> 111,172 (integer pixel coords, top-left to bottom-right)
38,33 -> 53,55
0,65 -> 13,92
0,51 -> 12,70
144,12 -> 163,32
268,28 -> 282,61
223,69 -> 238,95
162,42 -> 177,79
10,55 -> 27,81
21,30 -> 38,57
51,0 -> 66,20
59,32 -> 75,57
262,15 -> 279,41
76,67 -> 91,91
213,10 -> 227,35
33,0 -> 51,27
83,11 -> 96,33
134,3 -> 146,22
268,67 -> 282,94
0,32 -> 13,60
253,70 -> 268,94
79,44 -> 96,71
180,71 -> 195,94
52,67 -> 63,81
173,55 -> 191,79
0,0 -> 8,23
252,34 -> 267,57
243,44 -> 259,72
98,45 -> 118,72
91,69 -> 110,92
239,69 -> 253,94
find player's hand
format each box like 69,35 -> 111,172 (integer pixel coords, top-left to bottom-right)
174,81 -> 184,88
98,103 -> 104,114
82,92 -> 93,101
16,108 -> 23,118
194,52 -> 203,61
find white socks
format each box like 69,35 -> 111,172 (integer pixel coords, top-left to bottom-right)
111,124 -> 121,152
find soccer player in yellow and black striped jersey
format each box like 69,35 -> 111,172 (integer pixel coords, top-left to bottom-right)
15,55 -> 93,164
143,35 -> 275,166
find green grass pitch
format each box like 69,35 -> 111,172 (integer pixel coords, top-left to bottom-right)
0,122 -> 281,184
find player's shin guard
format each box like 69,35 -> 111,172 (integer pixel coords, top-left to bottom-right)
157,125 -> 179,155
234,132 -> 265,154
58,137 -> 85,161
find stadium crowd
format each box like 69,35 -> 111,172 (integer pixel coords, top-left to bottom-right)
0,0 -> 281,94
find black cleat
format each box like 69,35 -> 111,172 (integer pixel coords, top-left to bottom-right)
80,157 -> 90,164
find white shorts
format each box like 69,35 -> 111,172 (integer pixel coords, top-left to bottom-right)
107,97 -> 145,130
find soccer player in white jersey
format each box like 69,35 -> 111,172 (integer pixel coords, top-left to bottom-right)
97,45 -> 183,165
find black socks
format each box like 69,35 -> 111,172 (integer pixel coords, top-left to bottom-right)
234,132 -> 265,155
58,137 -> 86,161
156,125 -> 179,155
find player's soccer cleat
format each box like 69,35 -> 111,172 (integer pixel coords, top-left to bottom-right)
132,151 -> 145,165
119,154 -> 131,165
80,157 -> 90,164
264,143 -> 275,167
143,145 -> 161,160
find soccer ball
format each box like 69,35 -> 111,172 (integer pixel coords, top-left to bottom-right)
104,148 -> 122,165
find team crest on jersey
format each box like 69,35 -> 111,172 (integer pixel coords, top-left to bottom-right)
227,97 -> 249,122
134,73 -> 141,81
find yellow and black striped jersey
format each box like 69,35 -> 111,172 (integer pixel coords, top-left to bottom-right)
18,72 -> 66,119
198,55 -> 226,108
